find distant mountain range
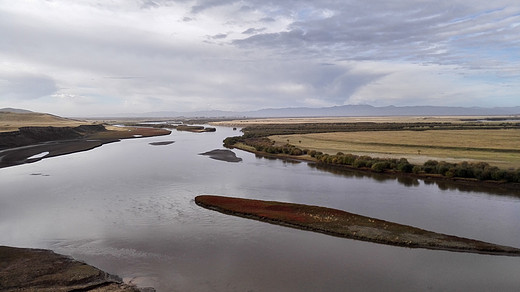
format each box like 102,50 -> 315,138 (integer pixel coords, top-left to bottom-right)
3,105 -> 520,118
114,105 -> 520,118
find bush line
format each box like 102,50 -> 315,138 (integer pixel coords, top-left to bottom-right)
224,135 -> 520,183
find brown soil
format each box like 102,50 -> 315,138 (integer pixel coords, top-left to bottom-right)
0,246 -> 153,291
195,195 -> 520,256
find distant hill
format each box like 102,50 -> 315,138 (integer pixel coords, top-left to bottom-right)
0,109 -> 88,132
246,105 -> 520,117
112,105 -> 520,118
0,108 -> 34,114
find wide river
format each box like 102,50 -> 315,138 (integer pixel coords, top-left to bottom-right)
1,126 -> 520,291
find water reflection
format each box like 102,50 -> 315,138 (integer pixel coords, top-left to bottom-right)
310,163 -> 520,197
255,153 -> 302,165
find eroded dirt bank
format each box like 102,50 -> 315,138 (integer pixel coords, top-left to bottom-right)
0,246 -> 153,291
0,126 -> 171,168
195,195 -> 520,256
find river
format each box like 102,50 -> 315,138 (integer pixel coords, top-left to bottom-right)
1,126 -> 519,291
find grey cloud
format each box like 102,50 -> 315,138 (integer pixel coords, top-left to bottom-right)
140,0 -> 160,9
210,33 -> 228,39
191,0 -> 239,14
0,73 -> 58,100
103,76 -> 144,80
233,1 -> 520,71
242,27 -> 266,35
259,17 -> 275,23
286,63 -> 387,104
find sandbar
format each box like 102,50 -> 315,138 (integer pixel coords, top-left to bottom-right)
199,149 -> 242,162
195,195 -> 520,256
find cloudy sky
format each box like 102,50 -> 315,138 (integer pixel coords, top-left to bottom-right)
1,0 -> 519,116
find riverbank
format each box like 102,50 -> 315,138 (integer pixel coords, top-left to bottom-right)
230,142 -> 520,195
0,126 -> 171,169
195,195 -> 520,256
0,245 -> 153,291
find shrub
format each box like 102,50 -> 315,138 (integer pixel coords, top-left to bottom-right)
397,162 -> 413,173
353,158 -> 368,168
435,161 -> 453,176
371,162 -> 389,173
291,148 -> 303,156
491,169 -> 507,181
423,160 -> 439,173
454,162 -> 473,178
342,154 -> 357,165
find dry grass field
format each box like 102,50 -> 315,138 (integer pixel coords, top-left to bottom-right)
212,116 -> 506,126
0,112 -> 90,132
271,129 -> 520,169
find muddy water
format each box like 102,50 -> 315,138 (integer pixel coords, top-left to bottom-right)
1,126 -> 520,291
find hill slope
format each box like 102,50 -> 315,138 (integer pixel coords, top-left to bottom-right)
0,110 -> 88,132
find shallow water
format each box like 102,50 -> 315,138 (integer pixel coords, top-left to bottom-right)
1,126 -> 520,291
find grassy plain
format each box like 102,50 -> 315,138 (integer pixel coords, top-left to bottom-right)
212,116 -> 504,126
271,129 -> 520,169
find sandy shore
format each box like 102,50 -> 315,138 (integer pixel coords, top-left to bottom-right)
196,195 -> 520,256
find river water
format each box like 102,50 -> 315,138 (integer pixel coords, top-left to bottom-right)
1,126 -> 520,291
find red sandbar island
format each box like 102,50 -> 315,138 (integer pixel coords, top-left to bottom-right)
195,195 -> 520,256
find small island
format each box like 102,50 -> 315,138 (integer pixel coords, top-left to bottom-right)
175,125 -> 216,132
149,141 -> 175,146
199,149 -> 242,162
195,195 -> 520,256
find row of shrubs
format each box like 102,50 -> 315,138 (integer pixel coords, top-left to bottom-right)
312,151 -> 414,173
224,135 -> 520,183
312,151 -> 520,182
